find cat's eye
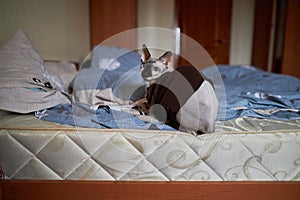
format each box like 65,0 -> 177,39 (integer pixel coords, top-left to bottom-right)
153,66 -> 160,71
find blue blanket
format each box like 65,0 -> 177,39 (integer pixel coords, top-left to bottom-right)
37,64 -> 300,130
204,65 -> 300,120
35,103 -> 176,131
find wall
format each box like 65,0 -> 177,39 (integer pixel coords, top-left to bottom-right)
0,0 -> 90,62
137,0 -> 175,58
0,0 -> 255,65
229,0 -> 255,65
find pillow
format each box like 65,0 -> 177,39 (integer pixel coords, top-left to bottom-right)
71,45 -> 146,104
0,29 -> 70,113
43,60 -> 77,92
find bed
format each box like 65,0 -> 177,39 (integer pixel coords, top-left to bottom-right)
1,30 -> 300,199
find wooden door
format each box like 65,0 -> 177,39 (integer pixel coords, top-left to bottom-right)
252,0 -> 275,72
90,0 -> 137,50
175,0 -> 232,66
281,0 -> 300,78
252,0 -> 300,78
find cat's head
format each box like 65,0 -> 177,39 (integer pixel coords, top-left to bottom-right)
140,44 -> 172,82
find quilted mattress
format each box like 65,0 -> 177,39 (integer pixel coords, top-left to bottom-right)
1,112 -> 300,181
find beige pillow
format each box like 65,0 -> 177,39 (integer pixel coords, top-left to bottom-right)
0,29 -> 70,113
43,61 -> 77,92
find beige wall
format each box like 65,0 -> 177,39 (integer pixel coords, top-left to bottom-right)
229,0 -> 255,65
137,0 -> 175,58
0,0 -> 255,65
0,0 -> 90,62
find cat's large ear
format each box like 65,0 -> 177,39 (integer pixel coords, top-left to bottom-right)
159,51 -> 172,66
141,44 -> 151,62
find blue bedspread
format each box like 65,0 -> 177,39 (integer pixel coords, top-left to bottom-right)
36,103 -> 176,131
210,65 -> 300,120
37,64 -> 300,130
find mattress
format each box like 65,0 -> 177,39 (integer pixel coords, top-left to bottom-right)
1,112 -> 300,181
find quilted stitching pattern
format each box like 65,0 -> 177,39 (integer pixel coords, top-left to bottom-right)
1,115 -> 300,181
1,129 -> 299,181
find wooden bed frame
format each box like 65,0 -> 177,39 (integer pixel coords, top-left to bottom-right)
1,181 -> 300,200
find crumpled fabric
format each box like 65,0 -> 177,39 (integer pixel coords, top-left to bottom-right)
202,65 -> 300,120
35,103 -> 176,131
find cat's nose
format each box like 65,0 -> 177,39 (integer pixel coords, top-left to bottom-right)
142,70 -> 151,79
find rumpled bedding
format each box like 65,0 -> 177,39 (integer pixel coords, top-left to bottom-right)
0,29 -> 70,114
70,45 -> 147,104
35,103 -> 176,131
1,30 -> 299,132
37,64 -> 300,132
204,65 -> 300,120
